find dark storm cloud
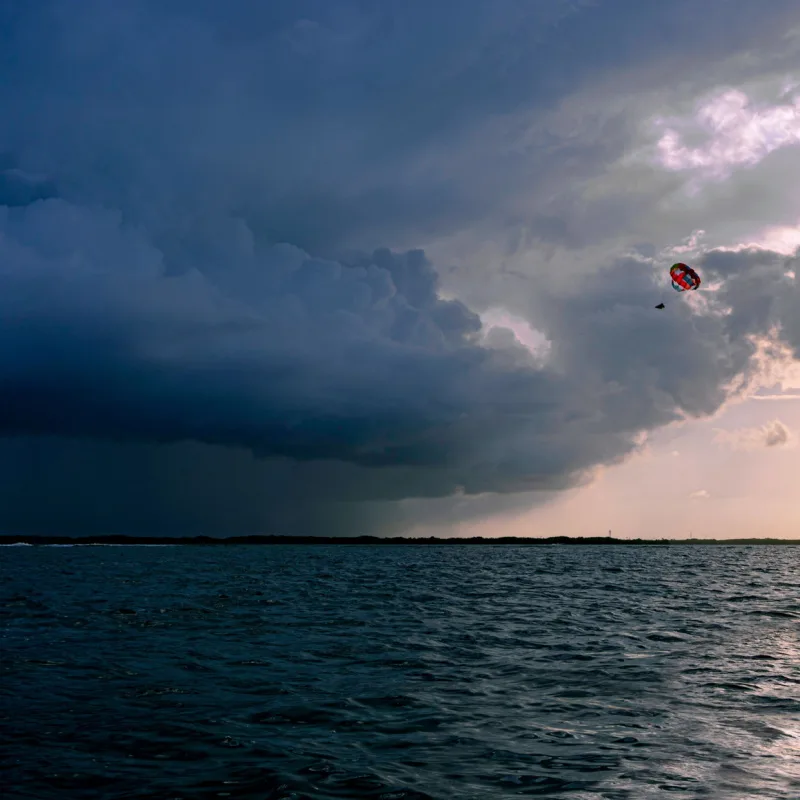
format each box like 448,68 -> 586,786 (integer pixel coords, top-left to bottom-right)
1,0 -> 799,535
0,164 -> 58,208
699,246 -> 800,347
0,197 -> 630,484
3,1 -> 797,254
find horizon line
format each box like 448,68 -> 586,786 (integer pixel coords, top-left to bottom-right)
2,534 -> 799,546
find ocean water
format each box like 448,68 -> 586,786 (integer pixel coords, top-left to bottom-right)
1,544 -> 798,800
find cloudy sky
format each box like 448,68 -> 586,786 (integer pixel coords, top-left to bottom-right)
1,0 -> 800,538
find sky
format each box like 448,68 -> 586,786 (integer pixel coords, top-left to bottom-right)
1,0 -> 800,538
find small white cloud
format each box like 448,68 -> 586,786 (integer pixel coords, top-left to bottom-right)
751,392 -> 800,400
670,450 -> 680,457
728,222 -> 800,257
479,308 -> 552,361
690,489 -> 710,499
666,229 -> 707,255
749,224 -> 800,256
713,419 -> 793,450
652,88 -> 800,184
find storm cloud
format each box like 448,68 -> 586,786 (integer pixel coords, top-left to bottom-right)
1,0 -> 800,535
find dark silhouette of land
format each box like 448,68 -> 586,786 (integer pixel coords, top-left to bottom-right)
1,534 -> 798,546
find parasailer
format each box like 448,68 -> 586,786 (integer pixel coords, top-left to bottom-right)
655,263 -> 701,308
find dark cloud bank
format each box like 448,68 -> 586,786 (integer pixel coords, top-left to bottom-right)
0,0 -> 799,535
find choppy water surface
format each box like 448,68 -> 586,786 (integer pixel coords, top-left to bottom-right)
1,545 -> 799,799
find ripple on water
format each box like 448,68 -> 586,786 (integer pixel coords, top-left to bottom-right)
1,544 -> 799,799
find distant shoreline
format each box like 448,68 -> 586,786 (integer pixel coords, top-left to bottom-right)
1,534 -> 799,546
